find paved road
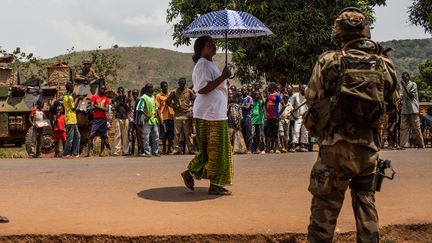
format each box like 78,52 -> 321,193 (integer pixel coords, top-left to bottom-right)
0,149 -> 431,236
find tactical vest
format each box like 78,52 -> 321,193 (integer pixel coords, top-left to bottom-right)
330,39 -> 386,128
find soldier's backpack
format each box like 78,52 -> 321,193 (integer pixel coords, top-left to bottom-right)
330,38 -> 386,128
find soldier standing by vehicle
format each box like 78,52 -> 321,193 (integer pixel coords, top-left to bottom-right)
304,8 -> 398,242
75,59 -> 100,83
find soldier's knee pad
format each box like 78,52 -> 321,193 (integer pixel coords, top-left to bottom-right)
350,173 -> 376,193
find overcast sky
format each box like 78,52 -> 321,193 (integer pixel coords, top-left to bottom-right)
0,0 -> 429,58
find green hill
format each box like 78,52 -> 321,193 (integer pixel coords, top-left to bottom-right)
53,47 -> 229,89
50,38 -> 431,89
379,38 -> 432,76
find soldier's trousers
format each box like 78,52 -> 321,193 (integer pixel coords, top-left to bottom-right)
308,141 -> 379,243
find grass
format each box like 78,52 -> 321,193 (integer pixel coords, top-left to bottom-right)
0,147 -> 29,158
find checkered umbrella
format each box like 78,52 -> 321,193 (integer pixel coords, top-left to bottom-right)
182,9 -> 273,65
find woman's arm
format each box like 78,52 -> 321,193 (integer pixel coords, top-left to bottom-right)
198,67 -> 231,95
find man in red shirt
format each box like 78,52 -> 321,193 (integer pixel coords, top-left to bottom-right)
265,82 -> 282,153
88,85 -> 111,157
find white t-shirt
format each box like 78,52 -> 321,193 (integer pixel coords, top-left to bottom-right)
289,92 -> 308,118
192,57 -> 228,121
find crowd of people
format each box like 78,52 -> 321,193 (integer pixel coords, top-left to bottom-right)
35,73 -> 316,158
28,62 -> 431,159
10,7 -> 430,243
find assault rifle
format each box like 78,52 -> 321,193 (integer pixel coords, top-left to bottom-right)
291,101 -> 306,120
400,80 -> 415,101
375,159 -> 396,192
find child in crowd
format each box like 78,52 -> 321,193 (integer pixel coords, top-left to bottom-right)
251,91 -> 266,154
227,93 -> 243,149
29,100 -> 45,158
53,105 -> 66,157
279,94 -> 293,153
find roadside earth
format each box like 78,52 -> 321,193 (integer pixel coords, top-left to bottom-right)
0,224 -> 431,242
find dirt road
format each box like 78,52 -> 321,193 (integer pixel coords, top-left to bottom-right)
0,149 -> 431,239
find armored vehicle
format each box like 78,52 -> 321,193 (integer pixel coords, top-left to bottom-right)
0,66 -> 57,154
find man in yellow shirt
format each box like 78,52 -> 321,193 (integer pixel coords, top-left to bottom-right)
63,82 -> 82,158
156,81 -> 175,154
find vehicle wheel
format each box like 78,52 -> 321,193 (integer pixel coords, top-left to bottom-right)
41,132 -> 55,154
25,128 -> 55,155
25,127 -> 35,156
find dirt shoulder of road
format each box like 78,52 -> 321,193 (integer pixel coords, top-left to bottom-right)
1,223 -> 431,243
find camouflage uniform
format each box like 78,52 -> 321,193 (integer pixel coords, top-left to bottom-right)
305,9 -> 399,243
77,67 -> 99,81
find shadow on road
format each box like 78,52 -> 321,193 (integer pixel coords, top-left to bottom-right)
137,186 -> 222,202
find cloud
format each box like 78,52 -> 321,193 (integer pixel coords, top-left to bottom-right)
124,14 -> 166,27
123,10 -> 167,28
47,18 -> 128,51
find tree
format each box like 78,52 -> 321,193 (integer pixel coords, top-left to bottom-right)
414,60 -> 432,102
167,0 -> 386,84
88,46 -> 123,86
0,47 -> 47,81
409,0 -> 432,34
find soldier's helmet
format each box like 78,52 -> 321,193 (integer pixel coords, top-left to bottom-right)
332,7 -> 371,44
83,59 -> 92,65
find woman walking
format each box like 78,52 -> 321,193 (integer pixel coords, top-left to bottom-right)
181,36 -> 233,195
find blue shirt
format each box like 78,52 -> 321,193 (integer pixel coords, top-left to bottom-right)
238,95 -> 253,119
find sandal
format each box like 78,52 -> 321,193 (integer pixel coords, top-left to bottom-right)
208,185 -> 232,196
0,216 -> 9,223
181,170 -> 194,191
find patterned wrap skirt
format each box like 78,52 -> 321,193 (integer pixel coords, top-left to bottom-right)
188,119 -> 233,186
